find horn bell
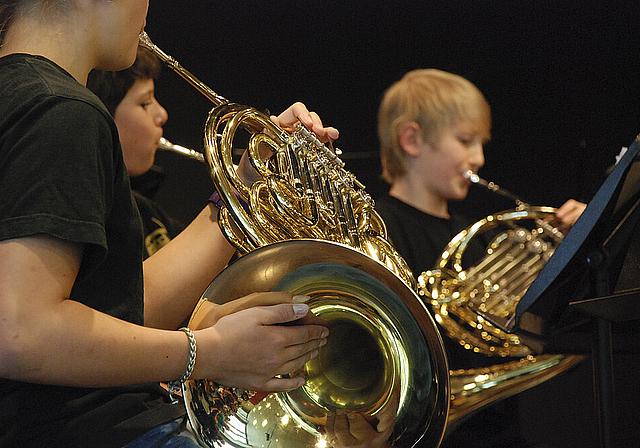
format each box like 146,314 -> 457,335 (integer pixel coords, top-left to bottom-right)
185,239 -> 450,448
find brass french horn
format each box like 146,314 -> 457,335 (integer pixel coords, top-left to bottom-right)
419,172 -> 585,427
139,32 -> 449,448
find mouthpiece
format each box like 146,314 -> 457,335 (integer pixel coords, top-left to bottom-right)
463,170 -> 528,207
157,137 -> 205,163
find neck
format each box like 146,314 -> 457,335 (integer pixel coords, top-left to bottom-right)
0,13 -> 94,85
389,177 -> 449,218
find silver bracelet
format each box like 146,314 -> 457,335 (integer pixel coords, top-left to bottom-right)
168,327 -> 196,394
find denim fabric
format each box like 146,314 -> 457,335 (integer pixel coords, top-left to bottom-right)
122,417 -> 201,448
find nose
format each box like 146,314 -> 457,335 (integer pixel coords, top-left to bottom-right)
469,143 -> 485,171
154,101 -> 169,127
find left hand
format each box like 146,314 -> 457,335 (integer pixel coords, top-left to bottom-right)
555,199 -> 587,228
237,102 -> 339,186
270,101 -> 339,143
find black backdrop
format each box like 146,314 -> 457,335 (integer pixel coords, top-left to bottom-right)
145,0 -> 640,225
143,3 -> 639,446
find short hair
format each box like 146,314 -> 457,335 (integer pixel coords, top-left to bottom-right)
87,45 -> 162,116
378,69 -> 491,184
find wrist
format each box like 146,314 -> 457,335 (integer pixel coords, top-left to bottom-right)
167,327 -> 196,393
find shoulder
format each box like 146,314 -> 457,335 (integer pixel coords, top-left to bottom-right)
0,54 -> 112,127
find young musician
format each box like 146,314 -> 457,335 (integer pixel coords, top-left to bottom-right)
87,45 -> 185,258
0,1 -> 337,446
375,68 -> 586,448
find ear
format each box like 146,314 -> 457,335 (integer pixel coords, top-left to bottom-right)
398,122 -> 424,157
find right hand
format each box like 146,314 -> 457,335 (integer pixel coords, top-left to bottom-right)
192,293 -> 329,392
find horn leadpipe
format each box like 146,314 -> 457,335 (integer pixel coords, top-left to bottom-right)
157,137 -> 205,163
464,170 -> 529,208
464,170 -> 565,242
139,31 -> 228,106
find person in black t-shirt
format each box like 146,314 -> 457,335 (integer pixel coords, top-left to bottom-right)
87,46 -> 186,259
0,2 -> 336,447
375,69 -> 586,448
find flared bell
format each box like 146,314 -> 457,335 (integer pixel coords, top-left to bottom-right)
185,240 -> 450,448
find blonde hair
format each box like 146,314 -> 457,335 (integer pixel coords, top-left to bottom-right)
378,69 -> 491,184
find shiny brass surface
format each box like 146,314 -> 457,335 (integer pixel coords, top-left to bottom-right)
140,32 -> 449,447
187,240 -> 450,448
419,174 -> 585,431
448,353 -> 585,426
418,206 -> 564,357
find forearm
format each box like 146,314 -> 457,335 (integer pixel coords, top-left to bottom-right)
143,203 -> 236,329
0,297 -> 188,387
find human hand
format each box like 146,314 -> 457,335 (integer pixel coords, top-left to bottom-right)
270,101 -> 339,143
322,387 -> 398,448
192,296 -> 329,392
236,102 -> 340,186
555,199 -> 587,229
189,292 -> 325,329
323,410 -> 395,448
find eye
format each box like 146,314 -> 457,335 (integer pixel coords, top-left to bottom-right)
141,102 -> 152,109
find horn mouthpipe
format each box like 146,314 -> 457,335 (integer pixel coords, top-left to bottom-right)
157,137 -> 205,163
464,170 -> 528,207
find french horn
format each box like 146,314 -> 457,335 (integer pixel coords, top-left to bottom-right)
139,32 -> 449,447
419,172 -> 585,427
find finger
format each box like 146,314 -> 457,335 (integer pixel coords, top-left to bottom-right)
277,338 -> 327,375
260,375 -> 306,392
308,111 -> 325,131
274,102 -> 311,129
257,302 -> 311,325
223,291 -> 295,314
346,412 -> 377,440
289,312 -> 327,326
333,410 -> 356,445
279,322 -> 330,348
308,111 -> 340,142
323,412 -> 337,445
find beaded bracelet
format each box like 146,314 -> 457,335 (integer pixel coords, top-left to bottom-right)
168,327 -> 197,394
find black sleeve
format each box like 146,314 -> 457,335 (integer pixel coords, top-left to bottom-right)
0,97 -> 117,268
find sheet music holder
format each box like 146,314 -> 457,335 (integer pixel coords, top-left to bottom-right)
477,134 -> 640,448
472,135 -> 640,343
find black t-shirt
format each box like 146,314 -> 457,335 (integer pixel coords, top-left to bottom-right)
375,194 -> 484,277
375,194 -> 506,369
0,54 -> 184,447
133,191 -> 186,259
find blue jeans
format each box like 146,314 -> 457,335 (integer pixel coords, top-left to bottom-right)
122,417 -> 202,448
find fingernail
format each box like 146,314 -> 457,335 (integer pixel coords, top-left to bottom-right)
293,303 -> 309,317
292,294 -> 310,303
321,328 -> 329,338
319,338 -> 327,347
310,349 -> 319,359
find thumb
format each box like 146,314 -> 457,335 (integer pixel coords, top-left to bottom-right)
261,303 -> 310,325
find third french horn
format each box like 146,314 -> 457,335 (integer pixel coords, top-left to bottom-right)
418,171 -> 584,425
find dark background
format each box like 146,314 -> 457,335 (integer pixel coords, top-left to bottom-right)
145,0 -> 640,225
144,2 -> 639,447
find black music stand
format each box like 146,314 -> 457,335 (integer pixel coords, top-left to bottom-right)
483,136 -> 640,448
